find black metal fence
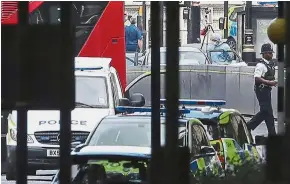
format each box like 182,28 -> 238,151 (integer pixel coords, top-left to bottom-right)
1,1 -> 290,184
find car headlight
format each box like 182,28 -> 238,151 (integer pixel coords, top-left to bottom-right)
10,129 -> 34,143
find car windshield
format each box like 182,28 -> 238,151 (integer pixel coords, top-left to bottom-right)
52,159 -> 149,183
76,76 -> 108,108
149,50 -> 207,65
87,119 -> 186,147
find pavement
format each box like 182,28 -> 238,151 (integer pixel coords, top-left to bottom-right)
1,119 -> 278,183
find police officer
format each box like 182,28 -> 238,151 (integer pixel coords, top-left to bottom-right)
125,17 -> 143,52
247,43 -> 277,136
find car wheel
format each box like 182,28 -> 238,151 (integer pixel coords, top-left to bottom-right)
6,166 -> 16,180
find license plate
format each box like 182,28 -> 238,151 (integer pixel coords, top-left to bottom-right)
47,149 -> 59,157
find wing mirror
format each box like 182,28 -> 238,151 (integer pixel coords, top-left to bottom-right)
71,141 -> 82,149
73,143 -> 86,152
129,93 -> 145,107
255,135 -> 267,146
118,98 -> 131,106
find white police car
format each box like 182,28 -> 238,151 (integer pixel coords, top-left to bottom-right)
5,57 -> 145,180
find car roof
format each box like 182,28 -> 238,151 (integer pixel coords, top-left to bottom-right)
101,114 -> 203,126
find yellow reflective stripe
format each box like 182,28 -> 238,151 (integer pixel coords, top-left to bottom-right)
188,118 -> 202,125
251,147 -> 261,161
197,158 -> 206,172
219,111 -> 231,125
224,139 -> 242,166
88,161 -> 139,175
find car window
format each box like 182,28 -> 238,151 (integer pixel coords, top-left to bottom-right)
88,119 -> 186,147
178,126 -> 188,147
234,115 -> 253,144
203,124 -> 219,140
76,76 -> 109,107
110,74 -> 119,106
191,125 -> 209,156
219,116 -> 238,141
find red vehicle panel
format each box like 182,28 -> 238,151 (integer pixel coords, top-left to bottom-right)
1,1 -> 126,90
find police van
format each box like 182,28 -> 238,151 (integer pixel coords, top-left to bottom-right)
5,57 -> 145,180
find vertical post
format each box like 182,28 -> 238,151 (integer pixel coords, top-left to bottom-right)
190,2 -> 201,43
165,2 -> 179,184
150,2 -> 161,184
17,1 -> 29,184
242,1 -> 255,63
284,3 -> 290,182
245,1 -> 252,29
223,1 -> 228,38
277,1 -> 285,135
59,2 -> 73,184
275,1 -> 290,183
285,2 -> 290,135
142,1 -> 147,51
160,1 -> 164,47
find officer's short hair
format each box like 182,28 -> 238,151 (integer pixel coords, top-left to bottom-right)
130,17 -> 137,24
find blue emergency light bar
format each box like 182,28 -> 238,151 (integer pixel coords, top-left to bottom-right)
160,99 -> 226,106
115,106 -> 190,114
75,67 -> 103,71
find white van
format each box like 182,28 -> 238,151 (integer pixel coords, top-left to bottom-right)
5,57 -> 126,180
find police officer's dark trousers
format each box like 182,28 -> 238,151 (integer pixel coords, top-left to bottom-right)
247,85 -> 276,135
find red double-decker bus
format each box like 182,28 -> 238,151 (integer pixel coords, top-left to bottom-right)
1,1 -> 126,90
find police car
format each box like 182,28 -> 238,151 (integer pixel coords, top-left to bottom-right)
5,57 -> 145,180
170,99 -> 263,174
51,101 -> 226,183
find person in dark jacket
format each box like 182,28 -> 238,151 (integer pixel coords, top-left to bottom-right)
125,17 -> 143,52
247,43 -> 277,136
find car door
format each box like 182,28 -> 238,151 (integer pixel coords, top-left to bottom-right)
234,115 -> 261,163
190,122 -> 222,177
218,112 -> 246,171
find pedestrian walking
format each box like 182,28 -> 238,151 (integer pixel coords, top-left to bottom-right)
125,17 -> 143,52
247,43 -> 277,136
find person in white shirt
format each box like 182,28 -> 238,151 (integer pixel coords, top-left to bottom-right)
246,43 -> 277,136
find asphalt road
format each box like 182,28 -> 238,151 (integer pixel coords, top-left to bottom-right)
1,120 -> 277,183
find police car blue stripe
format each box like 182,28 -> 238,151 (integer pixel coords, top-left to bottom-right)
160,99 -> 226,106
185,111 -> 221,119
115,106 -> 190,114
